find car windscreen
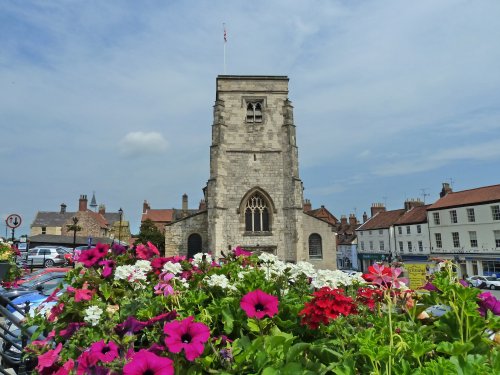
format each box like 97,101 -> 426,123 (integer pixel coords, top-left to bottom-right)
22,272 -> 67,288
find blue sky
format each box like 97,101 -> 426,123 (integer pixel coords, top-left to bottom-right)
2,0 -> 500,237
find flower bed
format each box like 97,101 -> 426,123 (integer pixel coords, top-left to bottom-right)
25,243 -> 500,374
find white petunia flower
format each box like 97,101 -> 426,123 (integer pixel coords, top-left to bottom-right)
192,253 -> 212,267
84,305 -> 103,326
163,261 -> 183,275
114,265 -> 135,280
205,274 -> 237,291
135,260 -> 152,273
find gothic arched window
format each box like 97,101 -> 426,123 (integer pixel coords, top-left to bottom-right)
246,101 -> 263,123
309,233 -> 323,259
245,192 -> 270,232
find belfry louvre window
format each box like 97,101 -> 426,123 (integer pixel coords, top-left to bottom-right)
309,233 -> 323,259
246,101 -> 263,123
245,192 -> 270,232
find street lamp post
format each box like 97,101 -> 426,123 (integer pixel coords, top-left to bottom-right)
72,217 -> 79,251
118,208 -> 123,244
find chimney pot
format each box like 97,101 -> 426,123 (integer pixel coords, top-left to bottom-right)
371,203 -> 386,217
143,200 -> 150,214
303,199 -> 312,212
79,195 -> 88,212
182,193 -> 188,212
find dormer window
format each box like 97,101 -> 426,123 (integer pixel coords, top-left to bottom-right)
246,101 -> 263,123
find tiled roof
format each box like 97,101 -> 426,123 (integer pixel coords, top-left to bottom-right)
141,209 -> 175,223
306,206 -> 338,226
90,211 -> 108,228
394,205 -> 430,225
357,209 -> 406,230
28,234 -> 113,246
428,184 -> 500,210
31,212 -> 75,227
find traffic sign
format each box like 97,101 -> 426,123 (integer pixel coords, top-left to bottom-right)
6,214 -> 22,229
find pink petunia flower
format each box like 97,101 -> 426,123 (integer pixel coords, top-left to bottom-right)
240,289 -> 279,319
136,242 -> 160,260
111,243 -> 127,255
53,359 -> 74,375
48,303 -> 65,322
36,342 -> 62,373
94,243 -> 109,258
362,263 -> 393,286
478,292 -> 500,316
58,322 -> 85,340
78,249 -> 102,267
99,259 -> 116,278
234,246 -> 252,257
123,350 -> 174,375
67,286 -> 94,302
164,316 -> 210,361
89,340 -> 120,363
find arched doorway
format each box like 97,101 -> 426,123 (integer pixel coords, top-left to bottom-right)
187,233 -> 202,259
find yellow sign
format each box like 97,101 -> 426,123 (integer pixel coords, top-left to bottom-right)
405,263 -> 428,290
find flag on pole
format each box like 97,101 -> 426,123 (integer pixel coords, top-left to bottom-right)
223,24 -> 227,43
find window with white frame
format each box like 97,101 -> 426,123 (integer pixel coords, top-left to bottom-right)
406,226 -> 410,234
469,231 -> 478,248
467,208 -> 475,223
360,241 -> 365,251
407,241 -> 413,252
435,233 -> 442,248
450,210 -> 458,224
378,229 -> 383,235
494,231 -> 500,248
452,232 -> 460,248
399,241 -> 404,252
418,241 -> 423,252
369,241 -> 373,250
417,224 -> 421,234
369,230 -> 372,235
379,241 -> 385,251
492,205 -> 500,221
308,234 -> 322,259
433,212 -> 440,225
398,227 -> 402,235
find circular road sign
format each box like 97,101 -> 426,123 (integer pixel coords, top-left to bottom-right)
6,214 -> 22,229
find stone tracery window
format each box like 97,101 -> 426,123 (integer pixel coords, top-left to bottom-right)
244,192 -> 270,232
246,101 -> 263,123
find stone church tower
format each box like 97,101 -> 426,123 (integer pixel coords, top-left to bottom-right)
165,75 -> 336,268
207,76 -> 305,261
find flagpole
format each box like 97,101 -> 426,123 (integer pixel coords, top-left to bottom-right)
223,23 -> 227,74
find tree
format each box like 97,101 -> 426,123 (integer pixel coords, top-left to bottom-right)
136,219 -> 165,254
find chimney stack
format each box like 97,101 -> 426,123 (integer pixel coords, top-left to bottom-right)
363,211 -> 368,223
79,195 -> 88,212
349,213 -> 357,226
199,199 -> 207,211
143,200 -> 150,214
371,203 -> 386,217
440,182 -> 453,198
404,198 -> 424,211
303,199 -> 312,212
60,203 -> 66,214
98,204 -> 106,215
182,193 -> 188,211
340,215 -> 348,225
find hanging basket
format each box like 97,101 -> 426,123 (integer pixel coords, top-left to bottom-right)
0,262 -> 12,281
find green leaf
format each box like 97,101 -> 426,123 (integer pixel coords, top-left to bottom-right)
262,367 -> 279,375
99,282 -> 112,301
221,306 -> 234,334
286,342 -> 311,363
436,341 -> 474,356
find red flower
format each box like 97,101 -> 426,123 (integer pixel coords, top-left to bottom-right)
362,263 -> 393,286
356,287 -> 383,310
124,350 -> 174,375
299,288 -> 358,329
164,316 -> 210,361
240,289 -> 279,319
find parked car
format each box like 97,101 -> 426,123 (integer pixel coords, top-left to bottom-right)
15,267 -> 71,286
7,283 -> 67,313
466,275 -> 500,290
26,246 -> 68,267
0,272 -> 67,305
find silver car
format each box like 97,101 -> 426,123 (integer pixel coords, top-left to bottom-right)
26,247 -> 67,268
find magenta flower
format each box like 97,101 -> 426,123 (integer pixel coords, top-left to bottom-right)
48,303 -> 64,322
76,350 -> 98,375
234,246 -> 252,257
53,359 -> 74,375
58,322 -> 85,340
422,281 -> 440,292
164,316 -> 210,361
240,289 -> 279,319
78,249 -> 102,267
112,243 -> 127,255
94,243 -> 109,258
478,292 -> 500,316
99,259 -> 116,278
124,350 -> 174,375
67,286 -> 94,302
115,316 -> 148,335
136,242 -> 160,260
89,340 -> 120,363
36,342 -> 62,373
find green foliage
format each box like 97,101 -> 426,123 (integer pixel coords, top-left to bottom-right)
135,218 -> 165,252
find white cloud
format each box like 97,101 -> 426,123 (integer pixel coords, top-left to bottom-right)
118,132 -> 168,157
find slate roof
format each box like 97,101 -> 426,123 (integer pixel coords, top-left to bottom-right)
394,205 -> 430,225
357,209 -> 406,230
428,184 -> 500,210
31,212 -> 75,227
